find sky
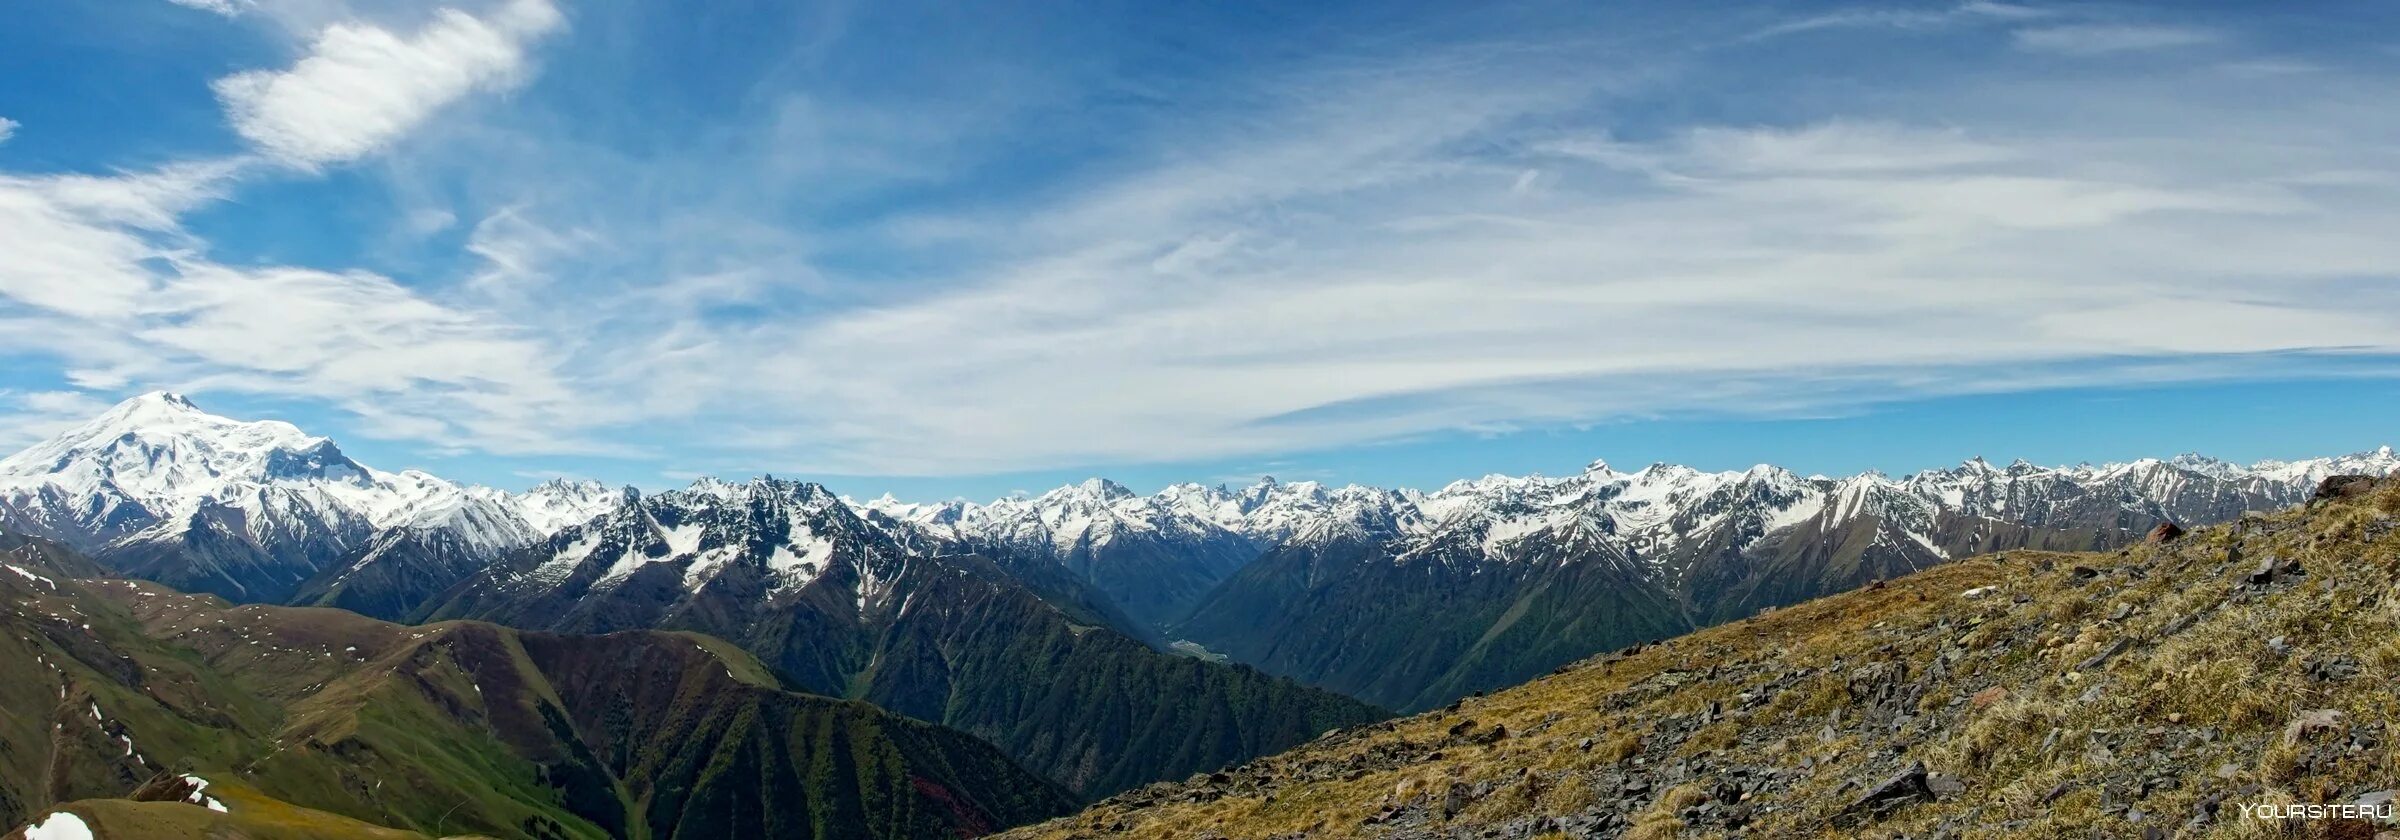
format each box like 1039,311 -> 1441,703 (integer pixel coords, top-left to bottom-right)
2,0 -> 2399,501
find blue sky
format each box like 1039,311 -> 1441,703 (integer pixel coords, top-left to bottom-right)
3,0 -> 2399,501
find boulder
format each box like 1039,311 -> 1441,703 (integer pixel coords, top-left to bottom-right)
2145,522 -> 2186,544
1838,761 -> 1932,824
2313,474 -> 2380,502
2283,709 -> 2347,746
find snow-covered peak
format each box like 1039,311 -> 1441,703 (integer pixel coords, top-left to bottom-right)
0,393 -> 640,560
2164,452 -> 2242,480
1071,477 -> 1138,501
517,474 -> 884,599
2249,446 -> 2400,486
0,391 -> 364,507
517,478 -> 629,534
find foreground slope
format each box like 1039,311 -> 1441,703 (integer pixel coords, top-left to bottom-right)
7,777 -> 438,840
1002,476 -> 2400,839
0,538 -> 1072,840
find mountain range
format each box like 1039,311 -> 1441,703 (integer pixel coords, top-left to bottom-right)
8,393 -> 2395,714
995,472 -> 2400,839
6,392 -> 2398,837
872,450 -> 2399,710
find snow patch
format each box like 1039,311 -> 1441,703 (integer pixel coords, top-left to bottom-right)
22,811 -> 95,840
180,774 -> 229,812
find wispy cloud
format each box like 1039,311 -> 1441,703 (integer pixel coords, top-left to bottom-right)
1745,1 -> 2050,41
0,161 -> 603,455
0,390 -> 116,449
165,0 -> 250,16
690,49 -> 2400,474
2013,23 -> 2224,55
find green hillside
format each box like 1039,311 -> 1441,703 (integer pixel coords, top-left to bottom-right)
0,540 -> 1072,839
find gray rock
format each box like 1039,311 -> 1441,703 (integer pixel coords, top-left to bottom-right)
1839,761 -> 1932,824
1441,781 -> 1471,818
2247,556 -> 2279,585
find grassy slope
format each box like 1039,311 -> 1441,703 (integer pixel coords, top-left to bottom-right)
5,780 -> 441,840
1002,480 -> 2400,839
427,541 -> 1388,799
3,560 -> 1073,840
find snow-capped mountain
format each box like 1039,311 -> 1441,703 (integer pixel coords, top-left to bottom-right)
894,447 -> 2399,584
430,477 -> 906,632
0,393 -> 621,602
883,448 -> 2400,711
864,478 -> 1268,626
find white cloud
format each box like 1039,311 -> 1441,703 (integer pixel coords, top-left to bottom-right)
213,0 -> 563,167
2014,24 -> 2223,55
0,117 -> 16,144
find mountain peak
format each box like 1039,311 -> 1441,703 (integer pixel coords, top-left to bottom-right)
80,390 -> 223,430
1075,477 -> 1137,500
133,390 -> 198,410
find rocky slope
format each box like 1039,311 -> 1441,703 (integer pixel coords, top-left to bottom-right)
999,475 -> 2400,839
424,477 -> 1390,797
0,534 -> 1073,839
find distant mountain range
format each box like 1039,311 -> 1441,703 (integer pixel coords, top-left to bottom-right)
4,391 -> 2393,810
873,449 -> 2398,710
